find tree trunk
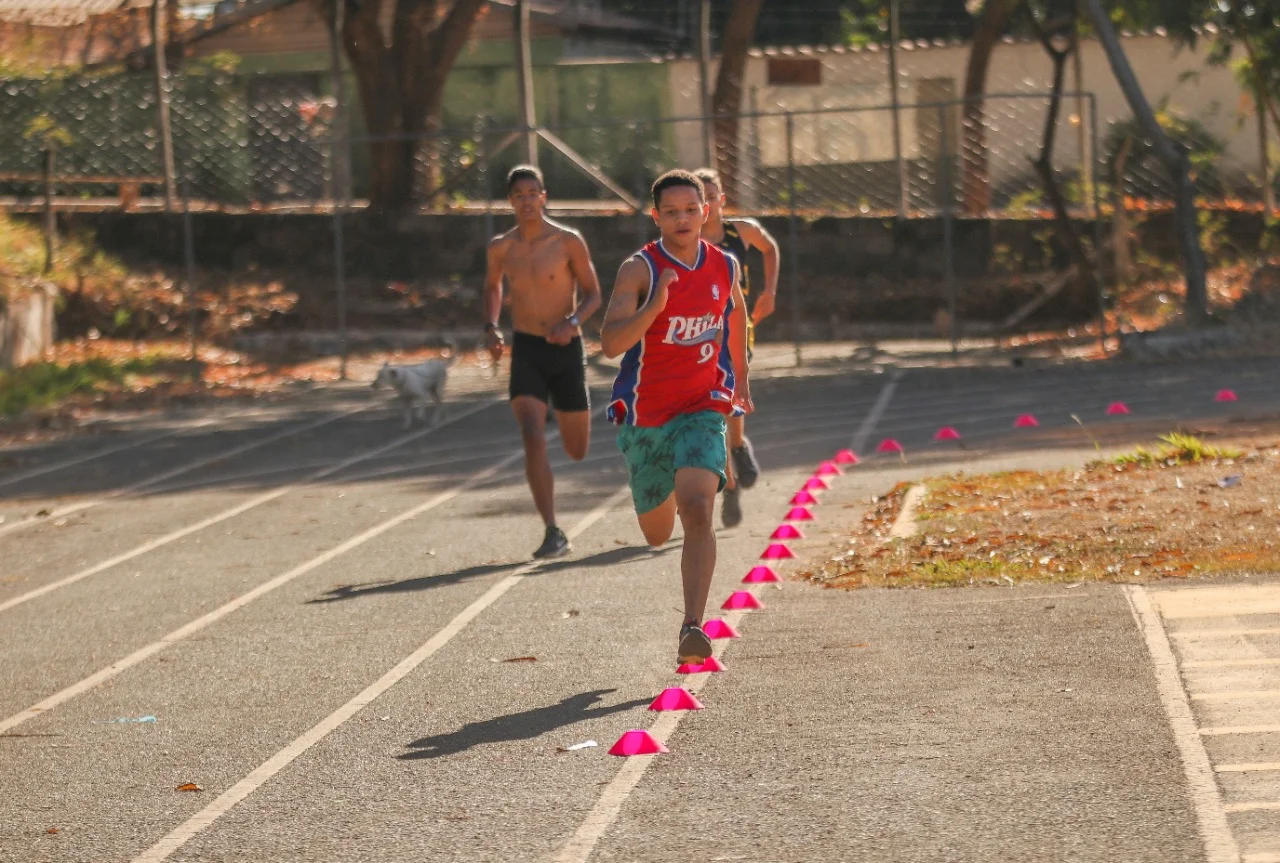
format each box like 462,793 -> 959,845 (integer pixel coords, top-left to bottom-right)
1026,8 -> 1097,303
711,0 -> 764,201
324,0 -> 488,215
1113,134 -> 1134,282
962,0 -> 1022,215
1080,0 -> 1208,323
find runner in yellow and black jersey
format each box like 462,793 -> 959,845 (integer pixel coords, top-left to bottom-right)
693,167 -> 781,529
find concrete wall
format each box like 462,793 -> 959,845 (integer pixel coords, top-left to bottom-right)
665,34 -> 1264,200
0,283 -> 57,370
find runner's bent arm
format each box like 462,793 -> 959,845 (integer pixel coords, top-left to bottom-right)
728,262 -> 753,414
483,238 -> 506,358
600,258 -> 671,359
736,218 -> 780,323
548,232 -> 603,344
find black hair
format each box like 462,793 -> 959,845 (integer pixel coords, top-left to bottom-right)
651,169 -> 705,208
506,164 -> 545,194
692,167 -> 721,189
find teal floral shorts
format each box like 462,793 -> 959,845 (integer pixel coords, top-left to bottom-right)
617,411 -> 727,514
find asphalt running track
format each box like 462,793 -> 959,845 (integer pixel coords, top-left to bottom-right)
3,355 -> 1280,862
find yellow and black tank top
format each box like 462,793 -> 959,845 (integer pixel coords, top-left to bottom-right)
714,220 -> 750,297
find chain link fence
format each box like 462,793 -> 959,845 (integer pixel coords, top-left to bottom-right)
5,67 -> 1279,372
1,68 -> 1273,215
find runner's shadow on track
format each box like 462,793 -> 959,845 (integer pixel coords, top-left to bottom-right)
308,544 -> 674,603
398,689 -> 649,760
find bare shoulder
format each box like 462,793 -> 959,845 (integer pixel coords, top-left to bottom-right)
615,254 -> 651,288
546,219 -> 588,249
488,226 -> 518,255
729,216 -> 766,236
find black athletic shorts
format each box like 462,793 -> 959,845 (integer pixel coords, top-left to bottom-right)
509,332 -> 590,412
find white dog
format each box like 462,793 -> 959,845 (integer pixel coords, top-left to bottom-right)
372,351 -> 457,428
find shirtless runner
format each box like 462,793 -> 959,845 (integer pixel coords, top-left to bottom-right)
484,165 -> 602,559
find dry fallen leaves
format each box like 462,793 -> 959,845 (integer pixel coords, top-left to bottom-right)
175,783 -> 203,793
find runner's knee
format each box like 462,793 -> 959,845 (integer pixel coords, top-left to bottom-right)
676,489 -> 715,531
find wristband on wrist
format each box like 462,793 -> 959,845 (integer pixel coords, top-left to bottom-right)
484,323 -> 499,333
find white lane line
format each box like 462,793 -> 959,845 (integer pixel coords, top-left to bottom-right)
1193,691 -> 1280,702
131,484 -> 632,863
887,485 -> 925,539
1224,801 -> 1280,813
1173,629 -> 1280,639
1199,725 -> 1280,736
1124,586 -> 1240,863
0,401 -> 495,617
1217,763 -> 1280,773
849,371 -> 901,453
552,590 -> 759,863
1186,659 -> 1280,669
0,423 -> 203,490
0,405 -> 364,541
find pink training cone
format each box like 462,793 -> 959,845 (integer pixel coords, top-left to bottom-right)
771,524 -> 804,540
702,618 -> 741,639
815,461 -> 842,477
761,543 -> 795,560
648,687 -> 704,712
608,729 -> 668,756
722,590 -> 765,610
934,426 -> 962,441
1106,402 -> 1130,415
877,438 -> 904,454
790,491 -> 820,506
677,656 -> 727,674
785,506 -> 816,522
1014,414 -> 1039,428
834,449 -> 860,465
743,565 -> 781,584
1216,389 -> 1238,402
803,477 -> 831,491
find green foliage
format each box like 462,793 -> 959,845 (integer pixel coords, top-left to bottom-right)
1102,105 -> 1225,192
22,114 -> 74,150
1109,433 -> 1243,468
840,4 -> 887,48
0,210 -> 125,300
0,357 -> 158,417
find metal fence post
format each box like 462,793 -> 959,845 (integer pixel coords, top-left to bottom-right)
785,112 -> 802,367
634,122 -> 649,248
180,169 -> 199,381
939,104 -> 957,358
41,148 -> 56,275
1089,94 -> 1108,352
481,116 -> 494,242
333,142 -> 348,380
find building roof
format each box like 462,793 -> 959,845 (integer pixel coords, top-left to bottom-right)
0,0 -> 148,26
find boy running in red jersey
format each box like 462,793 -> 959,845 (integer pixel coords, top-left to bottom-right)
600,170 -> 752,665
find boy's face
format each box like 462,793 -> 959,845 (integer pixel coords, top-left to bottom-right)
508,178 -> 546,220
701,180 -> 725,222
651,185 -> 708,244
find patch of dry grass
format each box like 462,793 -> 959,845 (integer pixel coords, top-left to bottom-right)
803,433 -> 1280,590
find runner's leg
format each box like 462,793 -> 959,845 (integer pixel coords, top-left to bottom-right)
555,411 -> 591,461
512,396 -> 556,528
675,466 -> 719,623
637,493 -> 677,547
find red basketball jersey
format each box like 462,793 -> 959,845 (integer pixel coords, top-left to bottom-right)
608,239 -> 740,427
